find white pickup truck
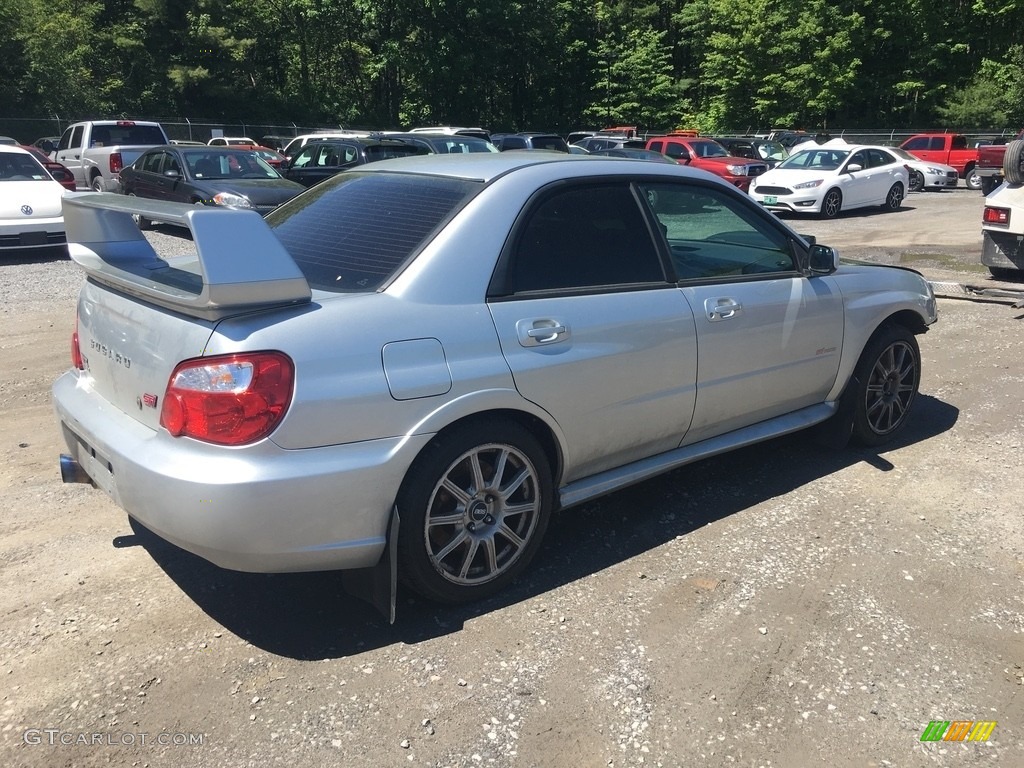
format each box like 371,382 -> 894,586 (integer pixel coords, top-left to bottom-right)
52,120 -> 169,192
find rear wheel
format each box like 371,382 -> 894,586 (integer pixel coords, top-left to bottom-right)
127,193 -> 151,230
882,182 -> 904,211
850,325 -> 920,446
820,188 -> 842,219
90,175 -> 106,192
396,420 -> 553,604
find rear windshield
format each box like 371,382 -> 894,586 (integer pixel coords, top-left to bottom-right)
267,172 -> 480,292
364,144 -> 430,162
530,136 -> 569,152
89,124 -> 166,146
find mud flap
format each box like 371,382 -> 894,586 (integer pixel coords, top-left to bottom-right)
341,506 -> 399,624
812,377 -> 859,449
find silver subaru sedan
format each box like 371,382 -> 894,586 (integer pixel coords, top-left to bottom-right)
53,153 -> 936,616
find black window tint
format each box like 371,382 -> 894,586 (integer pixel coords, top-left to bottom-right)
868,149 -> 894,168
639,182 -> 796,280
529,136 -> 568,152
903,137 -> 928,151
510,184 -> 664,293
140,152 -> 163,173
268,173 -> 479,292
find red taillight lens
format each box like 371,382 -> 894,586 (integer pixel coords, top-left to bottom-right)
109,152 -> 123,174
71,316 -> 83,370
160,352 -> 294,445
983,206 -> 1010,226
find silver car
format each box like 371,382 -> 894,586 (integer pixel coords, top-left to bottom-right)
53,154 -> 937,617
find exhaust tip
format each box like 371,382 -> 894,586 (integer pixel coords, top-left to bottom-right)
60,454 -> 92,484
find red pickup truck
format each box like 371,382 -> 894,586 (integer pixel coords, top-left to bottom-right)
899,133 -> 981,190
976,130 -> 1024,194
645,133 -> 768,191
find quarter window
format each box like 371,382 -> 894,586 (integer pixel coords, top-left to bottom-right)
639,183 -> 796,280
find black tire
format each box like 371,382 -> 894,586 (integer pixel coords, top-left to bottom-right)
908,170 -> 924,192
1004,139 -> 1024,185
850,324 -> 921,446
396,419 -> 553,603
882,182 -> 904,211
988,266 -> 1022,281
980,175 -> 999,196
820,188 -> 842,219
964,166 -> 982,190
126,193 -> 151,230
90,175 -> 106,192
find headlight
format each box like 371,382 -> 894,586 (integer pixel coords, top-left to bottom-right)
725,164 -> 748,175
924,167 -> 944,175
212,191 -> 253,209
793,179 -> 824,190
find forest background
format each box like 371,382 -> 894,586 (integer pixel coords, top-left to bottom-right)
2,0 -> 1023,138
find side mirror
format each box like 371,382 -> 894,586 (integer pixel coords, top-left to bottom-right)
163,168 -> 182,179
846,163 -> 863,173
40,140 -> 55,154
808,244 -> 839,275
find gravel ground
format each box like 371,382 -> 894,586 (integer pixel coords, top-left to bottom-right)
1,187 -> 1022,768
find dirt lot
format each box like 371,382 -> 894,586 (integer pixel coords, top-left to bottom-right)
1,188 -> 1022,767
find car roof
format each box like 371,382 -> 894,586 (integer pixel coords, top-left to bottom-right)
345,151 -> 718,185
0,144 -> 32,155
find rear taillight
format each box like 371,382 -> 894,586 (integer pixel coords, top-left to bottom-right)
160,352 -> 294,445
983,206 -> 1010,227
71,316 -> 83,370
109,152 -> 123,174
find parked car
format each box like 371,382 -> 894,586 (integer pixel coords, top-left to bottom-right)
281,137 -> 428,187
252,146 -> 288,168
749,141 -> 909,218
711,137 -> 789,168
408,126 -> 490,141
260,135 -> 295,152
566,130 -> 597,145
19,145 -> 77,191
208,136 -> 257,146
898,133 -> 980,189
975,129 -> 1024,194
0,136 -> 17,146
980,138 -> 1024,277
118,145 -> 305,228
0,145 -> 68,251
53,153 -> 936,617
572,134 -> 638,153
888,147 -> 958,192
280,131 -> 374,158
382,133 -> 499,154
494,133 -> 569,152
645,134 -> 768,191
33,136 -> 60,154
53,120 -> 170,192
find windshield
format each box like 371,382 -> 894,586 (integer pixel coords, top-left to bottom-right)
757,142 -> 787,161
183,151 -> 280,179
777,148 -> 850,171
267,172 -> 480,292
890,147 -> 919,162
364,144 -> 430,161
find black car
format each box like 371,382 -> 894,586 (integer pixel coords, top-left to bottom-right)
710,137 -> 789,168
383,133 -> 500,154
119,146 -> 305,228
493,133 -> 569,152
281,137 -> 428,187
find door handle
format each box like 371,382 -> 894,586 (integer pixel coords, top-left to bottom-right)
516,319 -> 570,347
705,297 -> 742,321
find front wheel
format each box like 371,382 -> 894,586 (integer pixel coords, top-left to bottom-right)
882,182 -> 904,211
396,420 -> 553,603
850,325 -> 921,446
908,170 -> 924,192
964,167 -> 982,190
820,188 -> 842,219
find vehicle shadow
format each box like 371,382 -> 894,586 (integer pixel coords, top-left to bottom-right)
0,245 -> 69,264
121,394 -> 957,660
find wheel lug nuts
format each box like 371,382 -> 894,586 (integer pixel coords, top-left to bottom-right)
466,522 -> 475,532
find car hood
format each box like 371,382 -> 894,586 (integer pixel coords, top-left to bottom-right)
192,178 -> 305,205
0,180 -> 65,217
699,155 -> 762,167
755,167 -> 833,186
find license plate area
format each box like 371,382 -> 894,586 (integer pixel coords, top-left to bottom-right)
20,231 -> 48,246
65,426 -> 117,498
764,195 -> 778,205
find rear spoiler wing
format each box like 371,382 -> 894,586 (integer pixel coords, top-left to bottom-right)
62,194 -> 311,320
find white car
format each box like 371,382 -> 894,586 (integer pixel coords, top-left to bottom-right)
0,145 -> 68,252
889,147 -> 958,192
980,138 -> 1024,277
749,140 -> 909,218
207,136 -> 257,146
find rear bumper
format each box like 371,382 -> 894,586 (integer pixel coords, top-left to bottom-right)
53,370 -> 431,573
981,229 -> 1024,270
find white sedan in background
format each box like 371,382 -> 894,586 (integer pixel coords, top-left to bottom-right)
0,145 -> 68,252
888,147 -> 959,192
749,140 -> 909,218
